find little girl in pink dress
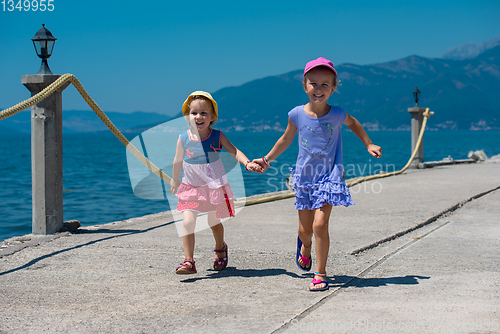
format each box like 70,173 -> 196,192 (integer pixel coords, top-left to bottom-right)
170,91 -> 260,274
175,127 -> 235,218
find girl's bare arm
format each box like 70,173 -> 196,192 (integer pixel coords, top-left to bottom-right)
170,138 -> 184,194
253,118 -> 297,171
220,133 -> 262,172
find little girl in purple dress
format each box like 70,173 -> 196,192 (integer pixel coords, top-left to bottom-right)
255,57 -> 382,291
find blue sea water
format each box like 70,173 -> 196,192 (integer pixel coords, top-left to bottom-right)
1,130 -> 499,242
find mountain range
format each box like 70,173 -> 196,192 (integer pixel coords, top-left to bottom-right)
1,35 -> 499,133
0,110 -> 171,134
439,35 -> 500,60
211,43 -> 500,132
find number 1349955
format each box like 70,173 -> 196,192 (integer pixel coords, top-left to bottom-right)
2,0 -> 54,11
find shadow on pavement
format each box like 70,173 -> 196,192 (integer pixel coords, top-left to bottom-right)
180,267 -> 303,282
331,274 -> 430,288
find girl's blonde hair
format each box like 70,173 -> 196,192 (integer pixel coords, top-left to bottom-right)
187,95 -> 214,112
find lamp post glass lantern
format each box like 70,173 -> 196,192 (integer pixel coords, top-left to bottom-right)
31,24 -> 57,75
413,87 -> 420,106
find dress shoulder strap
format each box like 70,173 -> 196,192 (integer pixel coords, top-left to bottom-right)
207,129 -> 222,151
179,131 -> 190,148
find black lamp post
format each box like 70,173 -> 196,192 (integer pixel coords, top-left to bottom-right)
408,87 -> 424,167
23,24 -> 64,235
413,87 -> 420,106
31,24 -> 57,75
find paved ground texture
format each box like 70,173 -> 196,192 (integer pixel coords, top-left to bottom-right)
1,161 -> 499,334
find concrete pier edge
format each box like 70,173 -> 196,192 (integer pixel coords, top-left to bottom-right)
1,161 -> 499,333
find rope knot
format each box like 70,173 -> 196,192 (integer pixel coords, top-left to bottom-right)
423,108 -> 434,119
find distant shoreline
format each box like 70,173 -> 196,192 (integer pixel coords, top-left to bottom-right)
2,128 -> 500,135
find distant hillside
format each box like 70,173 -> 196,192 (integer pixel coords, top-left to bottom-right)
440,35 -> 500,60
62,110 -> 171,133
211,45 -> 500,131
2,38 -> 499,133
0,110 -> 171,133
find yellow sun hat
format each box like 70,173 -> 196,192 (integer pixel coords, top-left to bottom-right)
182,91 -> 218,121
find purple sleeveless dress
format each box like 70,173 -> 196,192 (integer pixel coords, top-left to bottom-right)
288,106 -> 354,210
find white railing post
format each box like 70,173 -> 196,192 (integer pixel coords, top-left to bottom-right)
22,74 -> 68,234
408,106 -> 426,168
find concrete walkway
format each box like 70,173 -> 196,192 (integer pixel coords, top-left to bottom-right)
1,162 -> 499,333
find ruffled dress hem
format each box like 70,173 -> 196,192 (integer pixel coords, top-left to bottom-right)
176,183 -> 235,219
290,172 -> 355,210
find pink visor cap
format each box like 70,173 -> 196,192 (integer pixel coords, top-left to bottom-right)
304,57 -> 337,77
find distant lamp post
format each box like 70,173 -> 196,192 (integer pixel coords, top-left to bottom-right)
408,87 -> 425,167
31,24 -> 57,75
413,87 -> 420,106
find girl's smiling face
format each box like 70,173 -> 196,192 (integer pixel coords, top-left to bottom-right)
303,67 -> 336,105
187,99 -> 215,136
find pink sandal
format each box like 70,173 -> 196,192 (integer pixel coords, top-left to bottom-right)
214,242 -> 228,271
176,259 -> 197,274
309,272 -> 329,291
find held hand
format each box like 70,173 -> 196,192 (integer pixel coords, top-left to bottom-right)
170,178 -> 180,195
367,144 -> 382,159
252,158 -> 268,173
245,161 -> 263,173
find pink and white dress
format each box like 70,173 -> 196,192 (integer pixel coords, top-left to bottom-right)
175,129 -> 235,219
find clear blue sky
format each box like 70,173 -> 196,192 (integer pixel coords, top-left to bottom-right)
1,0 -> 499,116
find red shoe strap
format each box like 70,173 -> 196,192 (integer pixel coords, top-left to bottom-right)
214,242 -> 227,253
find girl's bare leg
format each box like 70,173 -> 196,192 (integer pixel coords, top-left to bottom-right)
310,204 -> 332,289
297,209 -> 315,268
208,212 -> 225,255
182,210 -> 198,259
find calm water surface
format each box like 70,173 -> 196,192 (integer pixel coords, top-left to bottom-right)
1,130 -> 498,241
